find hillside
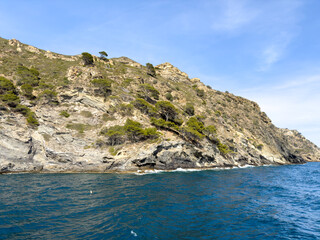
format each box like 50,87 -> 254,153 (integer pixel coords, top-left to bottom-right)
0,37 -> 319,173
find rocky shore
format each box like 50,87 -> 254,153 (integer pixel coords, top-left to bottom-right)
1,37 -> 319,174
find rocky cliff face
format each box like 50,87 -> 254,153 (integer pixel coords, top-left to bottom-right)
0,37 -> 319,173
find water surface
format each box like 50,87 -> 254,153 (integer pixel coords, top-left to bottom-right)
0,163 -> 319,239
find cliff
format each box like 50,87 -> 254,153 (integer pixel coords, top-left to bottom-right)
0,37 -> 319,173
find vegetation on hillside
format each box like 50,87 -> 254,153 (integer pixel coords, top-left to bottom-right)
0,37 -> 281,157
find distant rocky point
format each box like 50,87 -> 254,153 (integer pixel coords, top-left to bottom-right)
0,37 -> 319,173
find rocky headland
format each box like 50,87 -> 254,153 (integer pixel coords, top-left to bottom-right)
0,37 -> 319,174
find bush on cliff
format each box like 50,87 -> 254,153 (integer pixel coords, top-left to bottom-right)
137,83 -> 159,101
16,65 -> 40,87
184,103 -> 195,116
118,103 -> 133,116
186,116 -> 204,133
1,91 -> 20,108
91,78 -> 112,98
150,117 -> 179,131
180,126 -> 204,141
132,98 -> 157,116
146,63 -> 156,77
155,101 -> 179,123
81,52 -> 94,66
0,77 -> 16,94
26,111 -> 39,128
21,84 -> 34,99
39,89 -> 59,105
100,119 -> 159,145
165,92 -> 173,101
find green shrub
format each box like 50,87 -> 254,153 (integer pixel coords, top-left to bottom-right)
181,126 -> 204,141
39,89 -> 58,105
91,78 -> 112,98
155,101 -> 179,122
118,103 -> 133,116
138,83 -> 159,100
214,139 -> 230,155
14,104 -> 31,116
132,98 -> 157,116
184,103 -> 195,116
218,142 -> 230,155
99,51 -> 108,60
57,77 -> 70,87
1,91 -> 20,108
196,115 -> 206,121
81,52 -> 94,66
66,123 -> 90,133
186,116 -> 204,133
60,110 -> 70,118
101,125 -> 125,145
26,111 -> 39,127
204,125 -> 217,136
95,138 -> 105,147
29,68 -> 39,77
16,65 -> 40,86
165,92 -> 173,101
122,78 -> 134,87
146,63 -> 156,77
143,127 -> 159,139
196,88 -> 205,97
109,146 -> 119,156
124,119 -> 159,141
38,81 -> 55,90
0,77 -> 16,94
101,119 -> 159,145
21,84 -> 34,99
150,117 -> 179,131
124,119 -> 145,141
215,110 -> 221,116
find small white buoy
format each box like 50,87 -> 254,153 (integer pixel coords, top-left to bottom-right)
90,190 -> 93,194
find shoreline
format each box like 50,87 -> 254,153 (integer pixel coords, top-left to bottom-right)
1,162 -> 312,175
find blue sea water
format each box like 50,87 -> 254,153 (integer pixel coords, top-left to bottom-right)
0,163 -> 319,240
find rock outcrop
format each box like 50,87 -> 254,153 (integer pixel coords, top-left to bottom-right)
0,37 -> 319,174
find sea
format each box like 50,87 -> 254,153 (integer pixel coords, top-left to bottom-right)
0,162 -> 319,239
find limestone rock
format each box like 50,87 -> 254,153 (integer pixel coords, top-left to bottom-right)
0,36 -> 318,174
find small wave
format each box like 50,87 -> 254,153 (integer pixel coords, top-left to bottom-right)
134,169 -> 166,175
134,167 -> 231,175
171,168 -> 202,172
133,164 -> 276,175
131,230 -> 137,237
238,164 -> 255,168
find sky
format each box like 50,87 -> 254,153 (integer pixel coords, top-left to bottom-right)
0,0 -> 319,146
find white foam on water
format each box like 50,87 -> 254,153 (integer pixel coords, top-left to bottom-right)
130,230 -> 137,237
171,168 -> 202,172
133,164 -> 277,175
134,169 -> 164,175
238,164 -> 255,168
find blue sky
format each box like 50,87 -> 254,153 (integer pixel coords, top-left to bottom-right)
1,0 -> 320,146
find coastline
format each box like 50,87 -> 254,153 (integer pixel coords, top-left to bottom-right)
1,161 -> 309,175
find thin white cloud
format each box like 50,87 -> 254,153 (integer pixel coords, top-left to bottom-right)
237,73 -> 320,146
211,0 -> 258,32
256,1 -> 302,70
258,33 -> 293,71
275,75 -> 320,90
